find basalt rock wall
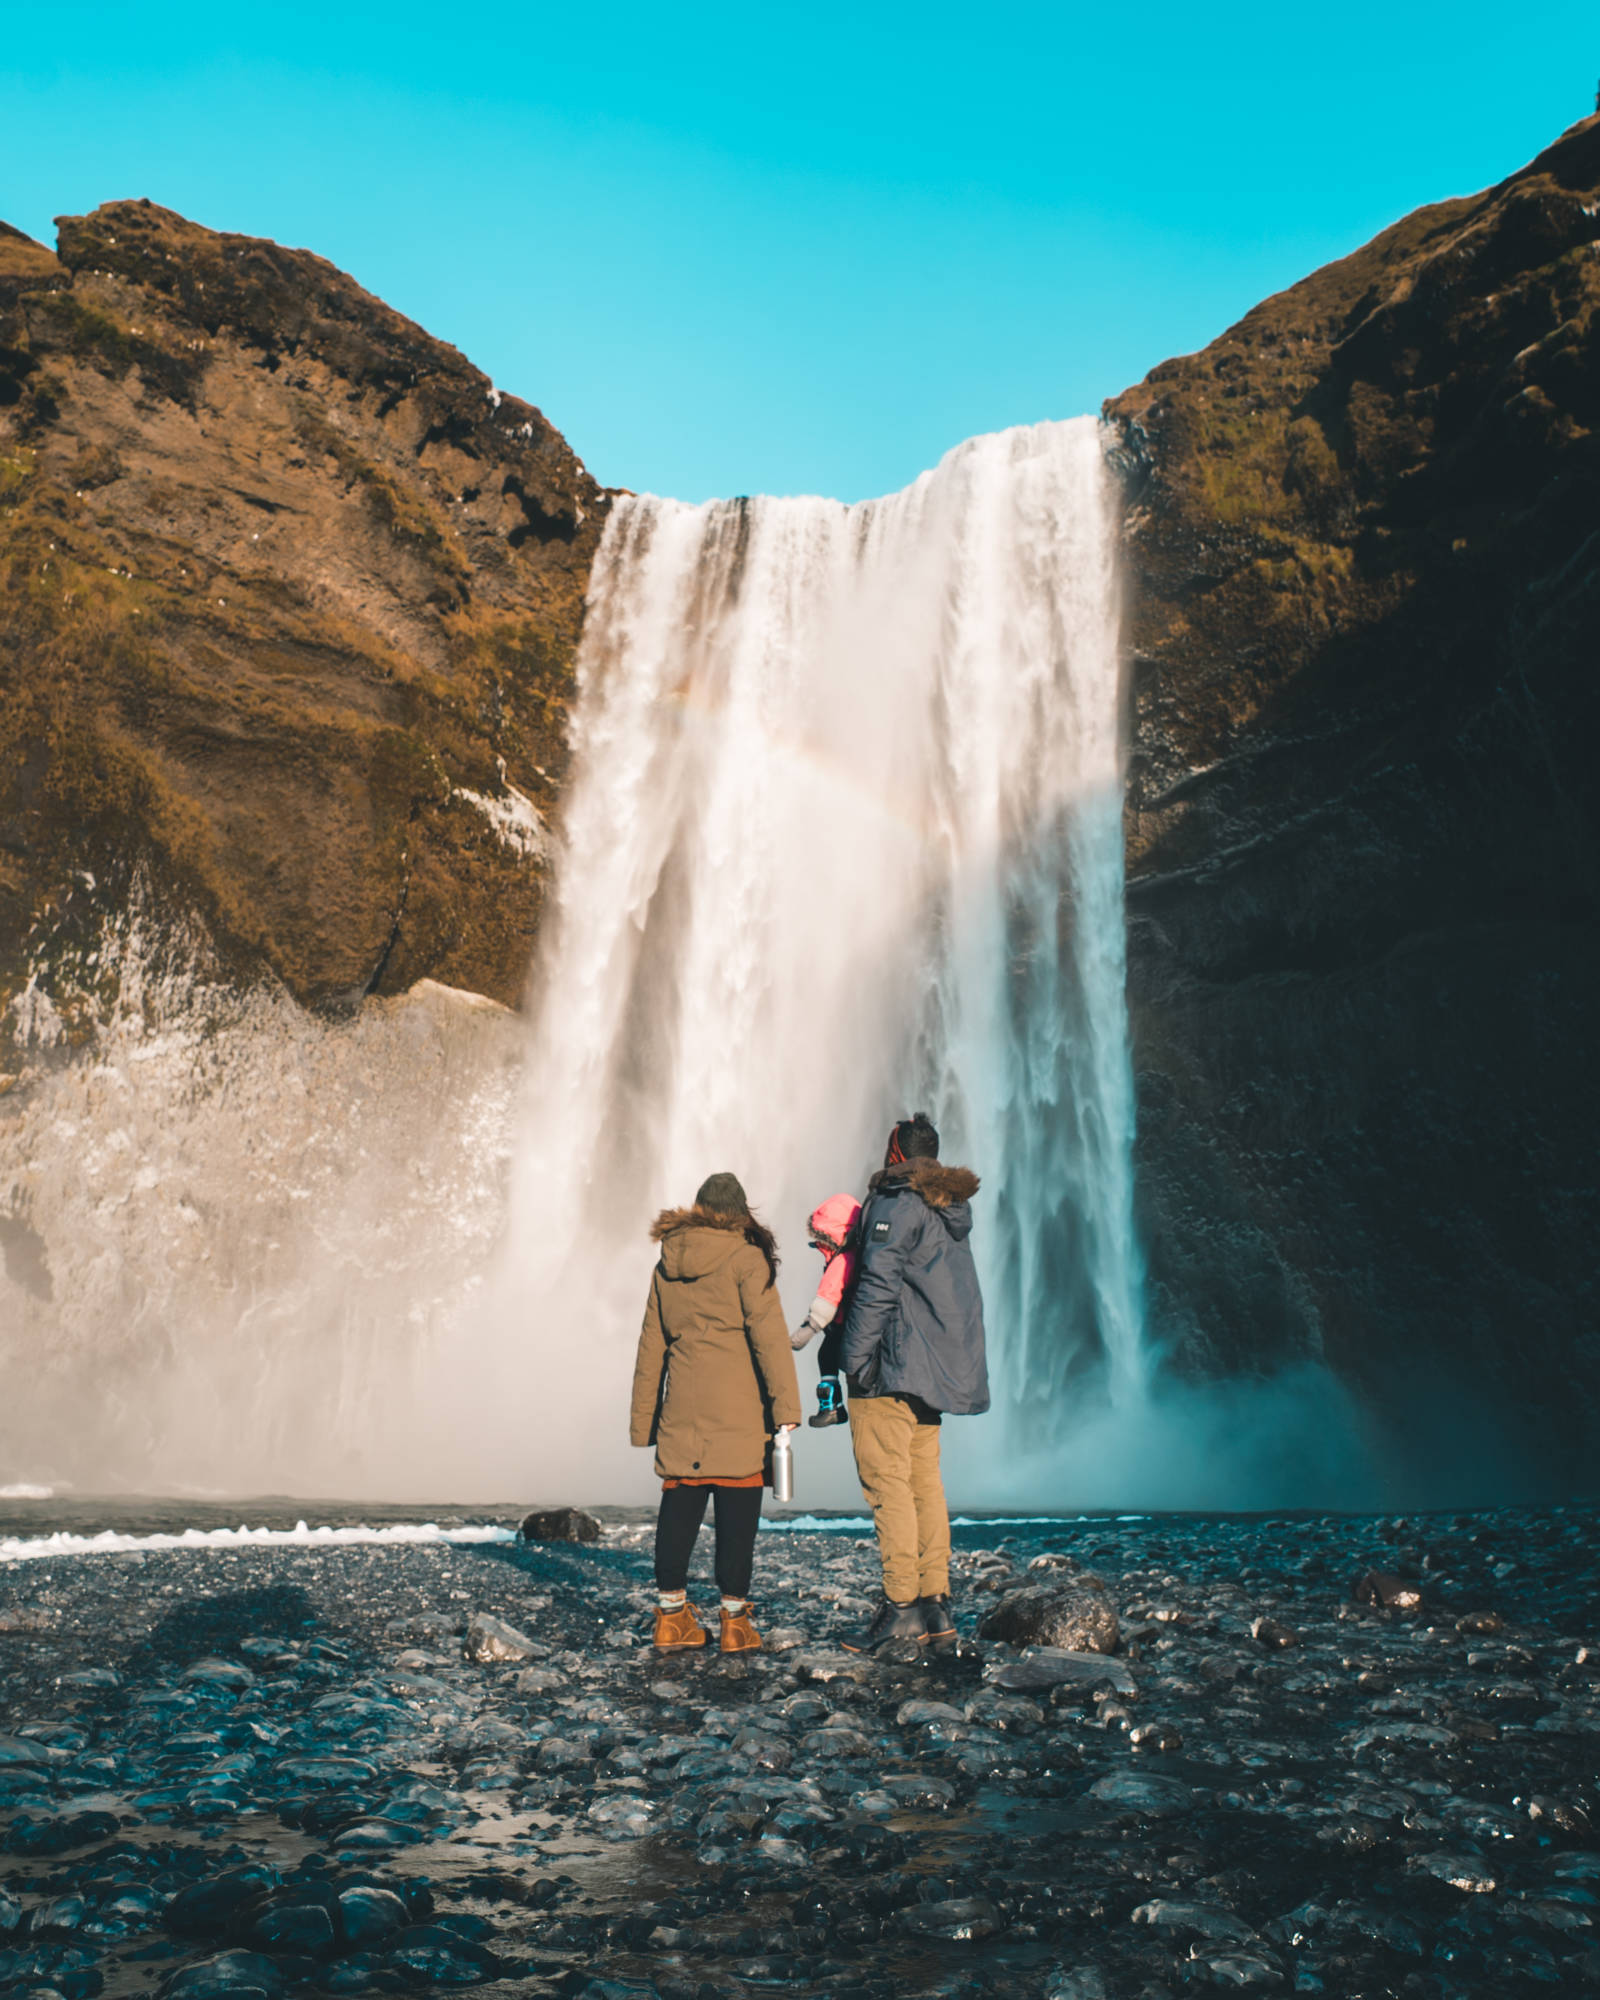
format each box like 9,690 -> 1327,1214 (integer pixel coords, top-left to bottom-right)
0,199 -> 608,1064
1109,116 -> 1600,1483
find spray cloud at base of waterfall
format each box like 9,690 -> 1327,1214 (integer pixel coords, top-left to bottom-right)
0,876 -> 525,1496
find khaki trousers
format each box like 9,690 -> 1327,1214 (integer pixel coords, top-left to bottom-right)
848,1393 -> 951,1603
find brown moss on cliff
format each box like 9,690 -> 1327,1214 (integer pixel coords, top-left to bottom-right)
1112,118 -> 1600,826
0,200 -> 610,1044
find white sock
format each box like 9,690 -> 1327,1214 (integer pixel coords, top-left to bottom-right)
721,1596 -> 747,1616
658,1589 -> 687,1611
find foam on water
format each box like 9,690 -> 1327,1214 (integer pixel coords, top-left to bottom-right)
0,1520 -> 517,1564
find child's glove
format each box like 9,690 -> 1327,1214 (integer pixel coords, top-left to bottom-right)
791,1315 -> 822,1351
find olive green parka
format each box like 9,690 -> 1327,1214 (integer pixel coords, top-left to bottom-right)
629,1205 -> 802,1479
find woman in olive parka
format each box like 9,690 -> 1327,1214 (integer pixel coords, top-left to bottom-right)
629,1172 -> 802,1652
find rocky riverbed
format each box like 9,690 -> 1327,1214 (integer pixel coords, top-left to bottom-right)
1,1506 -> 1598,2000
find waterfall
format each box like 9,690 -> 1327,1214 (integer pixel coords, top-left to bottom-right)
0,415 -> 1152,1501
478,416 -> 1148,1490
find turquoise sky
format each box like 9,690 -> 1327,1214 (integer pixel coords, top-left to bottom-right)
3,4 -> 1593,501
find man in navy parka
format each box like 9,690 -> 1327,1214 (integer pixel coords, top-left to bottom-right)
839,1112 -> 989,1653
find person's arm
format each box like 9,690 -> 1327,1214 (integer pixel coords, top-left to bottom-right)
628,1274 -> 667,1447
839,1198 -> 914,1383
791,1283 -> 838,1350
739,1251 -> 803,1428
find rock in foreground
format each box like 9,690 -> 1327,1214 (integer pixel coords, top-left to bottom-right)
978,1576 -> 1119,1654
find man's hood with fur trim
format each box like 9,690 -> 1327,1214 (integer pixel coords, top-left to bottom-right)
869,1158 -> 979,1207
650,1204 -> 779,1286
869,1158 -> 980,1240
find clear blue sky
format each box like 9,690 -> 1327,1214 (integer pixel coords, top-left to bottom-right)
3,4 -> 1593,502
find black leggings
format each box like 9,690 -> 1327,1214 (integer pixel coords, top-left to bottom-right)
654,1484 -> 763,1599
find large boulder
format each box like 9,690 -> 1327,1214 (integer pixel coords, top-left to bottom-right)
519,1506 -> 601,1544
977,1579 -> 1120,1655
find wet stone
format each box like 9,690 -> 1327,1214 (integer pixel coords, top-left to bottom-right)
163,1948 -> 286,1998
5,1808 -> 119,1854
1182,1945 -> 1285,1987
0,1735 -> 51,1766
1043,1972 -> 1111,2000
330,1817 -> 428,1850
245,1895 -> 338,1953
1128,1721 -> 1183,1752
183,1658 -> 256,1691
462,1611 -> 542,1663
1133,1901 -> 1255,1942
1411,1850 -> 1499,1892
992,1648 -> 1137,1695
1089,1772 -> 1194,1815
899,1895 -> 1003,1940
1351,1571 -> 1423,1611
513,1663 -> 565,1694
979,1581 -> 1120,1654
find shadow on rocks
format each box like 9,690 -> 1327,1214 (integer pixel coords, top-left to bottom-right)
131,1585 -> 318,1668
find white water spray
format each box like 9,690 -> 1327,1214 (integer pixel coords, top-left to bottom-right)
465,417 -> 1148,1492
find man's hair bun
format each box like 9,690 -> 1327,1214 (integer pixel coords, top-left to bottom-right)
892,1112 -> 939,1161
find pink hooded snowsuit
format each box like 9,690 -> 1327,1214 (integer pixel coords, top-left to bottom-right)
792,1193 -> 861,1349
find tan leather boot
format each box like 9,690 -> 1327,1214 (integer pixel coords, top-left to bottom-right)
719,1602 -> 762,1653
652,1602 -> 707,1649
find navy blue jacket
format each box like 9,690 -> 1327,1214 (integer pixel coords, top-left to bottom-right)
839,1158 -> 989,1416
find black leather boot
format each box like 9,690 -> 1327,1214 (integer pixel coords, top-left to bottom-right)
842,1594 -> 927,1654
917,1594 -> 956,1648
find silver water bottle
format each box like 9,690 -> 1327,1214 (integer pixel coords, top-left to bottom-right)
771,1428 -> 794,1504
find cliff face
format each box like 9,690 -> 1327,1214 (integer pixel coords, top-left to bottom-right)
1109,117 -> 1600,1479
0,200 -> 607,1058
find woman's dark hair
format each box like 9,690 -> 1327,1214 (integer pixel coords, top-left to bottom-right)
696,1171 -> 748,1213
694,1171 -> 778,1287
743,1216 -> 780,1289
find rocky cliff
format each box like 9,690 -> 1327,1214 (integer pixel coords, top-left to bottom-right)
0,199 -> 607,1063
1109,116 -> 1600,1483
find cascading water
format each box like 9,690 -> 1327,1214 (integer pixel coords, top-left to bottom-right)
459,415 -> 1149,1496
1,415 -> 1390,1507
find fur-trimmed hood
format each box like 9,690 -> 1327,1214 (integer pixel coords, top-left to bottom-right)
868,1158 -> 980,1209
650,1204 -> 779,1287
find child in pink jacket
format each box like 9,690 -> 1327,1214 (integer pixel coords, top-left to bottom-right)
792,1193 -> 861,1427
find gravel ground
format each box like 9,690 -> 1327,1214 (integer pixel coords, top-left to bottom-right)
1,1504 -> 1598,1999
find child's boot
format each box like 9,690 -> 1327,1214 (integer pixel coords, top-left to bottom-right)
808,1376 -> 849,1428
